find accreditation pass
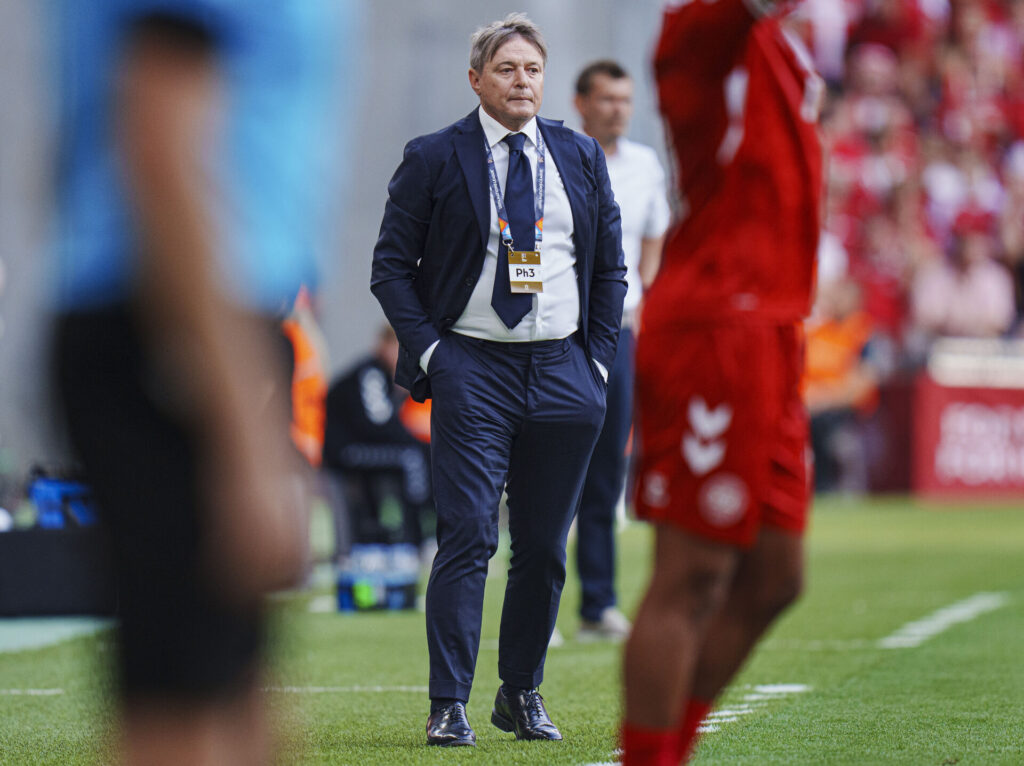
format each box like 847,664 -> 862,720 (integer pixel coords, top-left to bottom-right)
508,249 -> 543,293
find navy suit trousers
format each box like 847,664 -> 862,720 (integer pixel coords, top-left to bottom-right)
425,332 -> 606,702
576,327 -> 634,621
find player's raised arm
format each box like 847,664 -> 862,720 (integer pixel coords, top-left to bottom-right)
118,20 -> 306,604
656,0 -> 776,85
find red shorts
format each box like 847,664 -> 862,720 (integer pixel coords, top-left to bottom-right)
632,320 -> 810,548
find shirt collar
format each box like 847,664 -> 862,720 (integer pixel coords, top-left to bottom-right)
478,106 -> 538,151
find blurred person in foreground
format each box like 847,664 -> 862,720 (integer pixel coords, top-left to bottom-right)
623,0 -> 823,762
572,60 -> 670,642
371,12 -> 624,747
51,2 -> 346,764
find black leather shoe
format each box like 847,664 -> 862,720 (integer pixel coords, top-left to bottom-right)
491,686 -> 562,741
426,701 -> 476,746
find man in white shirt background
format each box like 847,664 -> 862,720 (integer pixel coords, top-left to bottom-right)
572,60 -> 670,641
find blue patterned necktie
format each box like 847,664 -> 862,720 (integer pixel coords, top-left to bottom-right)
491,132 -> 534,329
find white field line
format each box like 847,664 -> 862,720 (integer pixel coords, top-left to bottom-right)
760,593 -> 1011,652
747,684 -> 811,695
762,638 -> 872,651
583,752 -> 622,766
877,592 -> 1010,649
697,683 -> 811,733
583,684 -> 809,764
265,685 -> 429,694
707,706 -> 753,717
0,688 -> 64,696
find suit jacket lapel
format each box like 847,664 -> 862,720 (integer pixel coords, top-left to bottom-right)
453,109 -> 491,251
539,119 -> 589,252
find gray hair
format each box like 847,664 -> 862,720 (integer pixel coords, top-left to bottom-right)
469,13 -> 548,73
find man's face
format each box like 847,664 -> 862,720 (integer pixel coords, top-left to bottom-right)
575,73 -> 633,144
469,36 -> 544,131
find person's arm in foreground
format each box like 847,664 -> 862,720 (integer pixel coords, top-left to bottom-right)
118,20 -> 307,606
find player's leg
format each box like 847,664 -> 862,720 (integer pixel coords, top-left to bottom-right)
122,686 -> 269,766
682,323 -> 810,759
54,307 -> 271,766
623,524 -> 738,726
625,323 -> 778,764
691,527 -> 804,697
576,328 -> 634,636
680,527 -> 802,756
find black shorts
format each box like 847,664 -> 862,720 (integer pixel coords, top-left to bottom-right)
53,306 -> 263,701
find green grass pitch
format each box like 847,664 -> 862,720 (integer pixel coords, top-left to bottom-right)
1,496 -> 1023,765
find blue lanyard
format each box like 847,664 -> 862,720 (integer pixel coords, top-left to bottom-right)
483,128 -> 546,252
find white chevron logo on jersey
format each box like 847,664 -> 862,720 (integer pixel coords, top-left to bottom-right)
683,434 -> 726,476
682,396 -> 732,476
688,397 -> 733,440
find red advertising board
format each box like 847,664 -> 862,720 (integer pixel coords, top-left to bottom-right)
914,374 -> 1024,499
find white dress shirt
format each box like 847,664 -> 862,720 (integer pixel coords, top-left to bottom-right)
604,138 -> 671,318
422,107 -> 594,373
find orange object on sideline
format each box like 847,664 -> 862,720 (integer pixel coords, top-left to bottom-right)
282,287 -> 328,466
400,397 -> 432,443
803,310 -> 877,412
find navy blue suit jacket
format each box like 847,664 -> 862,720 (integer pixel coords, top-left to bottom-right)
371,108 -> 626,402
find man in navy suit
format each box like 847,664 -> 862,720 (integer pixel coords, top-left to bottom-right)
371,12 -> 625,748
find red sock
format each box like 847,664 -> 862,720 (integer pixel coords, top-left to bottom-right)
678,698 -> 713,763
621,722 -> 683,766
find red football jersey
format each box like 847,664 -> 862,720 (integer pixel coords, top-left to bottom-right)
647,0 -> 824,326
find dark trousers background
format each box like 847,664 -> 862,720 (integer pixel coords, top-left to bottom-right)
576,327 -> 634,621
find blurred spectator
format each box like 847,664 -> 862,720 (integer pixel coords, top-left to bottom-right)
854,213 -> 913,340
911,209 -> 1015,338
999,141 -> 1024,321
323,325 -> 433,552
805,278 -> 885,492
799,0 -> 850,84
848,0 -> 944,55
808,0 -> 1024,371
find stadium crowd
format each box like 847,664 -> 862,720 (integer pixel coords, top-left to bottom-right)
798,0 -> 1024,353
793,0 -> 1024,490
